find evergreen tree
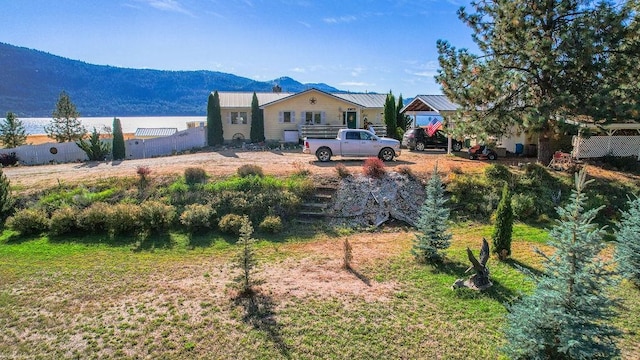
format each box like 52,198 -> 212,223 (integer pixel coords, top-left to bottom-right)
111,117 -> 126,160
384,91 -> 398,139
76,128 -> 111,161
492,184 -> 513,260
45,91 -> 87,142
207,91 -> 224,146
233,216 -> 261,296
436,1 -> 638,164
615,196 -> 640,287
395,94 -> 409,132
412,164 -> 451,263
0,169 -> 14,220
249,92 -> 265,143
0,112 -> 27,149
503,168 -> 620,359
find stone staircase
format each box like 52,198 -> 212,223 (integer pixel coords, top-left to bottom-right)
295,186 -> 336,224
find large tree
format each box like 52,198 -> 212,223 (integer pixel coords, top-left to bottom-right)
436,0 -> 638,163
396,94 -> 410,132
0,112 -> 27,148
111,117 -> 126,160
383,91 -> 398,139
249,92 -> 265,143
207,91 -> 224,146
45,91 -> 87,142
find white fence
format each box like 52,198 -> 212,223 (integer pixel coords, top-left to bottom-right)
572,135 -> 640,159
0,127 -> 207,166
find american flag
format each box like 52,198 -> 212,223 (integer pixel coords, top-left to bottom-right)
426,117 -> 442,136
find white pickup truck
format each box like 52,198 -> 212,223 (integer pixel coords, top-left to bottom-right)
303,128 -> 401,162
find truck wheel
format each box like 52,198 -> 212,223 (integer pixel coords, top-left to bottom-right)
415,142 -> 425,151
379,148 -> 395,161
452,142 -> 462,152
316,147 -> 332,162
488,152 -> 497,160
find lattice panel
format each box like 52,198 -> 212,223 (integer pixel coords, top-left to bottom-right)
574,136 -> 640,158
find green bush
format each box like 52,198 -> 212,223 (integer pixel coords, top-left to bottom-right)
106,203 -> 142,235
237,164 -> 263,178
218,213 -> 245,235
484,163 -> 512,183
511,193 -> 536,221
447,174 -> 498,221
184,167 -> 207,186
259,215 -> 283,233
7,208 -> 49,235
180,203 -> 215,232
77,202 -> 112,233
49,207 -> 79,236
139,201 -> 176,233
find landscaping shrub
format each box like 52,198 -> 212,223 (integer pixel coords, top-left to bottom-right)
180,203 -> 215,232
397,166 -> 416,179
184,167 -> 207,186
0,169 -> 14,219
292,161 -> 311,176
447,174 -> 498,221
484,163 -> 512,184
362,157 -> 386,178
77,202 -> 112,233
218,213 -> 245,235
7,208 -> 49,235
335,163 -> 351,178
139,201 -> 176,233
511,193 -> 536,221
492,184 -> 513,260
49,206 -> 79,236
237,164 -> 263,178
106,203 -> 142,235
259,215 -> 282,233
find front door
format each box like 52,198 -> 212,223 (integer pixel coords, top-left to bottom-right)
343,111 -> 357,129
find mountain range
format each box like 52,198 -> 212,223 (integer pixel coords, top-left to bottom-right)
0,42 -> 340,117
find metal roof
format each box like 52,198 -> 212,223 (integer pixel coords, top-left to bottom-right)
214,90 -> 387,108
401,95 -> 459,113
134,128 -> 178,137
215,92 -> 293,107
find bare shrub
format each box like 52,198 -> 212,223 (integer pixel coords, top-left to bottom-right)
237,164 -> 263,178
335,163 -> 351,178
362,157 -> 386,178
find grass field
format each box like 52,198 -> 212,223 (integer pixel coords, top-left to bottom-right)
0,223 -> 638,359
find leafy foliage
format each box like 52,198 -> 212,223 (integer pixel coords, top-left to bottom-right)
219,213 -> 245,235
491,184 -> 513,260
0,169 -> 14,220
111,117 -> 125,160
412,165 -> 451,263
49,207 -> 79,236
179,203 -> 215,233
7,208 -> 49,235
184,167 -> 207,186
503,169 -> 621,359
45,91 -> 87,143
249,92 -> 265,143
436,1 -> 639,163
258,215 -> 282,234
0,112 -> 27,148
207,91 -> 224,146
76,127 -> 111,161
615,196 -> 640,286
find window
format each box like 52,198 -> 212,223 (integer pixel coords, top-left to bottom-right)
304,111 -> 324,125
279,111 -> 295,123
230,111 -> 248,125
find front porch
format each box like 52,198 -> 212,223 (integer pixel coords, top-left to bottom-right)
297,124 -> 388,139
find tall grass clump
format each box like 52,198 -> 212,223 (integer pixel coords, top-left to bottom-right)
363,157 -> 386,178
184,167 -> 207,186
237,164 -> 263,178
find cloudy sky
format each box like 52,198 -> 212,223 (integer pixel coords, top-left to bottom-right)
1,0 -> 476,97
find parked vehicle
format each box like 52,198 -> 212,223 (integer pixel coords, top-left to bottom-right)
468,144 -> 498,160
401,128 -> 463,152
303,129 -> 401,162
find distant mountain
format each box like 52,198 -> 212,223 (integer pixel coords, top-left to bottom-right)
0,43 -> 340,117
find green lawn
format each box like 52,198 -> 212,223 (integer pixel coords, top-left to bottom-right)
0,224 -> 638,359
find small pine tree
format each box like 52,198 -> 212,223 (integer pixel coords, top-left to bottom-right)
249,92 -> 265,143
412,164 -> 451,263
207,91 -> 224,146
111,117 -> 126,160
492,184 -> 513,260
615,196 -> 640,286
0,169 -> 14,220
0,112 -> 27,148
234,216 -> 260,296
383,91 -> 398,139
502,168 -> 621,359
76,128 -> 111,161
45,91 -> 87,142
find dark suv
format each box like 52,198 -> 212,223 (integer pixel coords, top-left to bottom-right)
402,128 -> 463,152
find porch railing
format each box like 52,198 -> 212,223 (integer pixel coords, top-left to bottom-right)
298,124 -> 387,139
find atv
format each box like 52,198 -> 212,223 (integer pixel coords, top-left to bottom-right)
468,144 -> 498,160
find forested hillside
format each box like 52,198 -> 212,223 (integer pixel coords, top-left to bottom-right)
0,43 -> 339,117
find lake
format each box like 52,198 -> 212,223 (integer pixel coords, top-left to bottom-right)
20,116 -> 206,135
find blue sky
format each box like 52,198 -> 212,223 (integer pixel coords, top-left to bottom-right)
0,0 -> 475,97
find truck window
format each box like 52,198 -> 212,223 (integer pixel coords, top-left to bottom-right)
345,132 -> 359,140
360,132 -> 374,140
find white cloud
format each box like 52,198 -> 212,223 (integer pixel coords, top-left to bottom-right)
291,67 -> 306,73
339,81 -> 374,87
405,60 -> 439,78
323,15 -> 357,24
137,0 -> 195,16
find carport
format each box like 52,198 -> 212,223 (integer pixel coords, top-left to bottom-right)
400,95 -> 460,154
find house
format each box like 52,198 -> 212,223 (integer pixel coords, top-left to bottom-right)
213,89 -> 388,142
